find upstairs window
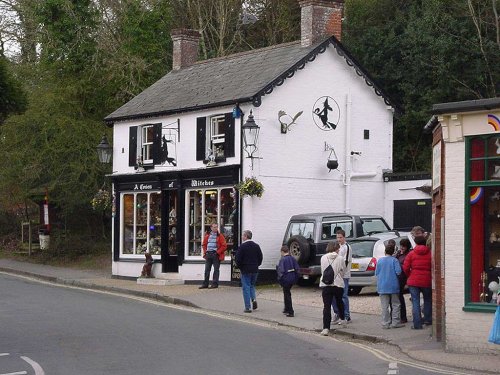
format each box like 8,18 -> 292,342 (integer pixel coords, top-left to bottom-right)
209,115 -> 226,158
141,125 -> 154,163
196,113 -> 235,161
129,123 -> 161,168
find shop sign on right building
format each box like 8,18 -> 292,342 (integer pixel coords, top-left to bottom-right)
425,97 -> 500,353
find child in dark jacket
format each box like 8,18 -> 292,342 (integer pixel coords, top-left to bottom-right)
394,238 -> 411,323
277,245 -> 300,317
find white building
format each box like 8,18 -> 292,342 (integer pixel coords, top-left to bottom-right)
104,0 -> 424,282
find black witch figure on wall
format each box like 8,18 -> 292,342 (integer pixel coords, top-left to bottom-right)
312,96 -> 341,131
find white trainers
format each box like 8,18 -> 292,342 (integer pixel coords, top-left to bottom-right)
320,328 -> 329,336
337,320 -> 347,326
331,314 -> 340,324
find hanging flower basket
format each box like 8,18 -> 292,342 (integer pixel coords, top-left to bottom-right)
91,189 -> 112,211
235,177 -> 264,198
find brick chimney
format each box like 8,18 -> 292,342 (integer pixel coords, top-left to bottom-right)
170,29 -> 201,70
299,0 -> 344,47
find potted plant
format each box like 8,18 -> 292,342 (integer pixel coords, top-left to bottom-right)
235,177 -> 264,198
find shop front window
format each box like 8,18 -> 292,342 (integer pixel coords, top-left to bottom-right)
186,187 -> 236,258
466,135 -> 500,305
121,191 -> 162,256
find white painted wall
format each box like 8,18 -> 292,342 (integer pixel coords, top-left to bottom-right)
238,47 -> 393,269
112,104 -> 241,175
443,141 -> 498,353
111,44 -> 395,277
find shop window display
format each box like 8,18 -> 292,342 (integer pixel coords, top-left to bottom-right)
467,135 -> 500,303
187,187 -> 236,258
122,192 -> 162,256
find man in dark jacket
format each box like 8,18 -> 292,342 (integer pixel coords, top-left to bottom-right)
235,230 -> 263,313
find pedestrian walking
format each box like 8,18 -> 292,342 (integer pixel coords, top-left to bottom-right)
331,229 -> 352,323
199,223 -> 227,289
394,238 -> 411,323
235,230 -> 263,313
403,235 -> 432,329
376,244 -> 404,329
320,241 -> 346,336
277,245 -> 300,317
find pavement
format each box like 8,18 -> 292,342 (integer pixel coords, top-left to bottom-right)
0,258 -> 499,374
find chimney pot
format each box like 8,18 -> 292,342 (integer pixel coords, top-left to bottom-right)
299,0 -> 344,47
170,29 -> 201,70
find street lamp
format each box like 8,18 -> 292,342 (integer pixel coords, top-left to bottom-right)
242,110 -> 260,169
96,135 -> 112,164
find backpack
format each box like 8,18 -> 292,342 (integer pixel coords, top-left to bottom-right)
322,259 -> 335,285
278,255 -> 300,287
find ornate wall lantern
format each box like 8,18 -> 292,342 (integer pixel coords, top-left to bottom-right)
96,135 -> 112,164
242,110 -> 261,169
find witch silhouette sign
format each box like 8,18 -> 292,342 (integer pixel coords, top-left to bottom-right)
312,96 -> 340,131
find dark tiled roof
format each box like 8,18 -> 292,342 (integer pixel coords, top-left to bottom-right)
105,37 -> 396,124
432,97 -> 500,115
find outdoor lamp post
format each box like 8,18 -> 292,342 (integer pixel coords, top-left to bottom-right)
242,110 -> 260,169
96,135 -> 112,164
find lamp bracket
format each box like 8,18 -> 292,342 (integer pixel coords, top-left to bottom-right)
324,142 -> 335,152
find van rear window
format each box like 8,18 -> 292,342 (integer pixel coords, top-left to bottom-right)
286,222 -> 315,240
321,221 -> 353,239
361,218 -> 390,234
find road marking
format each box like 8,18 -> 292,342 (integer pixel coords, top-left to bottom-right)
0,353 -> 9,357
348,341 -> 474,375
21,356 -> 45,375
0,372 -> 27,375
0,271 -> 476,375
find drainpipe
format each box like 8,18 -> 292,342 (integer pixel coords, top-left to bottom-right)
344,92 -> 352,214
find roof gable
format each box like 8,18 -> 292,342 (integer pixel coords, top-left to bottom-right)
105,37 -> 396,124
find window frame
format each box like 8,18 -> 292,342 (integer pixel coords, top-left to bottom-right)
464,135 -> 499,313
184,186 -> 236,261
140,125 -> 154,165
208,114 -> 226,159
120,191 -> 162,258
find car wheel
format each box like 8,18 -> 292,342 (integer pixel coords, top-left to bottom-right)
348,286 -> 362,296
287,235 -> 310,264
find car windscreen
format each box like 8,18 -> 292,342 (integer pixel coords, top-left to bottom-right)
286,222 -> 315,241
350,241 -> 376,258
361,218 -> 390,234
321,219 -> 353,240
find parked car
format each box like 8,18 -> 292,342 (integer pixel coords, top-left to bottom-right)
348,232 -> 409,295
282,213 -> 391,284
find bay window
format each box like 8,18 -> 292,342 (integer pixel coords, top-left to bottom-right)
465,135 -> 500,307
185,187 -> 236,259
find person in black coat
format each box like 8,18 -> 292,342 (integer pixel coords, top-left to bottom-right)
235,230 -> 263,312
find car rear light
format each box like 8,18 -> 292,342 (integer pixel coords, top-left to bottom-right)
366,257 -> 377,271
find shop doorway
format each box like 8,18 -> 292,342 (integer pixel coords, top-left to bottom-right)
163,190 -> 179,272
393,199 -> 432,232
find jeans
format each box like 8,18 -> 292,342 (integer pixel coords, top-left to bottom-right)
332,278 -> 350,319
409,286 -> 432,329
203,252 -> 220,286
323,286 -> 344,329
380,293 -> 401,327
282,285 -> 293,314
241,273 -> 258,310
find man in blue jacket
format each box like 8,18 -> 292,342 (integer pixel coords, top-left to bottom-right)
235,230 -> 263,313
